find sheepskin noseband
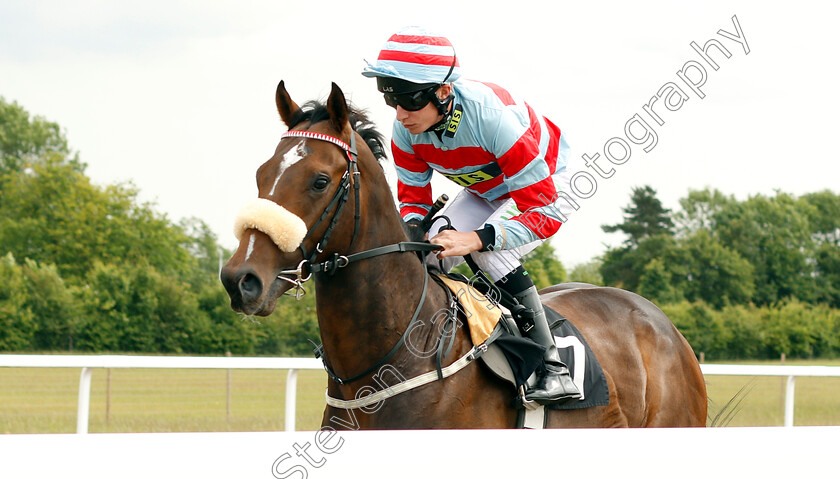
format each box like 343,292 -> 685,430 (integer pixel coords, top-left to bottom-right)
234,198 -> 307,253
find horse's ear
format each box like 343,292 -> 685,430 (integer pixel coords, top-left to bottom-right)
275,80 -> 300,127
326,82 -> 350,134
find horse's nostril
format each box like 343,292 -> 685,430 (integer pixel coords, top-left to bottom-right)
238,272 -> 263,302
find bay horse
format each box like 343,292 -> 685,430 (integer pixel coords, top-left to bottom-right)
220,81 -> 707,429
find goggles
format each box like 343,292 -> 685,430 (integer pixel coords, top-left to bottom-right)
383,86 -> 439,111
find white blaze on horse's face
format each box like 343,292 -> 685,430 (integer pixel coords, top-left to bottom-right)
269,140 -> 308,196
233,139 -> 312,253
244,233 -> 256,261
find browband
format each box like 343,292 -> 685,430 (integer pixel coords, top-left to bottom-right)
281,130 -> 357,162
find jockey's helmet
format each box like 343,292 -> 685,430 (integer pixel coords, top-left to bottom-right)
362,26 -> 460,95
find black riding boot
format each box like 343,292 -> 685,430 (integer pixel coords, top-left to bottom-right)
515,286 -> 582,405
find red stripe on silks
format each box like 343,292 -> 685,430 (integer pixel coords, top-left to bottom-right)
496,105 -> 542,177
479,82 -> 516,106
543,117 -> 562,174
509,175 -> 561,239
397,181 -> 432,211
392,141 -> 431,174
412,144 -> 506,195
413,144 -> 497,168
378,50 -> 458,67
464,175 -> 505,196
493,102 -> 564,238
513,214 -> 562,239
514,175 -> 559,210
388,34 -> 453,47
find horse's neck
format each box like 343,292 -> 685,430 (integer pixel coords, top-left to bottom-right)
316,248 -> 424,309
312,203 -> 441,380
312,153 -> 449,379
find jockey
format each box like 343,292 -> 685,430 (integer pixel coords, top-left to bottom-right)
362,26 -> 582,405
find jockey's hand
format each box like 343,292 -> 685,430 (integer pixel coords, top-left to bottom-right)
430,230 -> 482,259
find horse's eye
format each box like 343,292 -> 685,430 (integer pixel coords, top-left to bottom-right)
312,175 -> 330,191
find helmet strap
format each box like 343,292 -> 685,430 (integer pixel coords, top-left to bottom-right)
425,92 -> 455,133
431,54 -> 457,116
431,90 -> 454,116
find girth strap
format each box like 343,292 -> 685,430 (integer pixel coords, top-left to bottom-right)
325,323 -> 504,410
429,274 -> 458,380
325,344 -> 483,410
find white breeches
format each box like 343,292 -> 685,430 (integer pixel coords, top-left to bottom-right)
427,192 -> 542,282
426,166 -> 575,282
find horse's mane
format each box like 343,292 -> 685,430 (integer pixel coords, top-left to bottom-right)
289,100 -> 388,162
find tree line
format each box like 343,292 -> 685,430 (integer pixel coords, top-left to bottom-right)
2,97 -> 838,359
588,185 -> 840,359
0,97 -> 317,355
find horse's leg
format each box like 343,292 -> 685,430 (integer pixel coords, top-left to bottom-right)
440,363 -> 519,428
636,322 -> 707,427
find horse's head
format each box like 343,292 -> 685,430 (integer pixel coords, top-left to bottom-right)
220,81 -> 395,316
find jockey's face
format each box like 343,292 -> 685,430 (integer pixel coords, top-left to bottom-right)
395,84 -> 452,135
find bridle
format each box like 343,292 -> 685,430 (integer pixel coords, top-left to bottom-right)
274,129 -> 361,299
271,127 -> 445,386
275,129 -> 440,300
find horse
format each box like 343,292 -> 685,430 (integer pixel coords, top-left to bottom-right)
220,81 -> 708,429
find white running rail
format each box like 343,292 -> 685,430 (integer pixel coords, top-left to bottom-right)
2,355 -> 839,432
699,364 -> 840,427
0,355 -> 322,433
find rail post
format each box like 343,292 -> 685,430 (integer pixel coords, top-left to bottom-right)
285,369 -> 298,431
77,367 -> 93,434
784,375 -> 795,427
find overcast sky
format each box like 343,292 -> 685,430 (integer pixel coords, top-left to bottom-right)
2,0 -> 838,267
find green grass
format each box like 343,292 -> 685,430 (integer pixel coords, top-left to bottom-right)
704,358 -> 840,427
0,367 -> 328,434
2,359 -> 839,433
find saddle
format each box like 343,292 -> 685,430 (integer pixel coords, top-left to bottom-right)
436,275 -> 610,428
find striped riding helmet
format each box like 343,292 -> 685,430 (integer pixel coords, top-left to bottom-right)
362,26 -> 461,93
